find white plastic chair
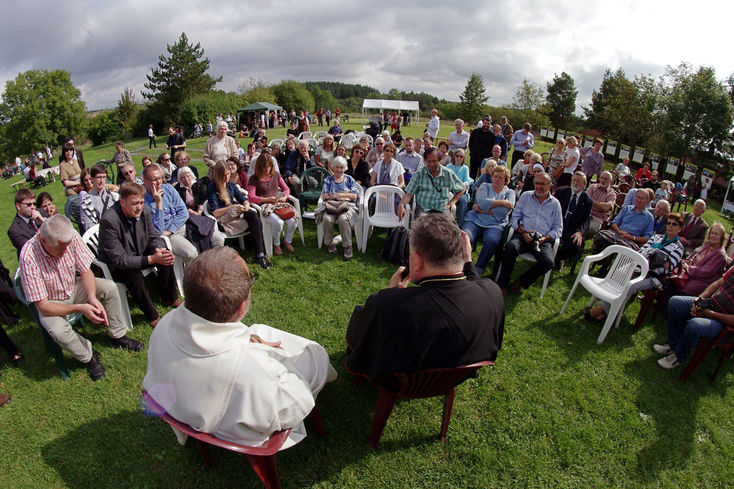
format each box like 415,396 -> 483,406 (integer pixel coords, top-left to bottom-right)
261,195 -> 306,258
314,131 -> 328,140
269,138 -> 284,149
298,131 -> 312,140
360,185 -> 409,253
494,228 -> 560,298
560,245 -> 649,344
342,133 -> 357,149
203,201 -> 250,250
305,137 -> 318,149
317,183 -> 364,251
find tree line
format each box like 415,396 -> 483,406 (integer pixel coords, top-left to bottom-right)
1,31 -> 732,175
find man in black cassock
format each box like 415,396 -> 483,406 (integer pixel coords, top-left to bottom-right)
345,214 -> 504,383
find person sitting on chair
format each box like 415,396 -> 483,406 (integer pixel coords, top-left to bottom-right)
143,246 -> 337,448
554,172 -> 593,271
679,199 -> 709,256
8,188 -> 44,257
19,215 -> 140,380
496,172 -> 562,296
345,213 -> 504,383
283,139 -> 315,193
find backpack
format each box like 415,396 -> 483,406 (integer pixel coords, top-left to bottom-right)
379,227 -> 410,266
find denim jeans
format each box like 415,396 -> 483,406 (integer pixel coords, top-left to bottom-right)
462,222 -> 503,276
667,295 -> 723,362
456,194 -> 469,227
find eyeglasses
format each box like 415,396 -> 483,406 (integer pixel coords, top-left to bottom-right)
162,158 -> 170,162
376,143 -> 384,146
384,149 -> 394,153
456,155 -> 465,158
666,221 -> 681,226
21,202 -> 35,207
354,150 -> 364,155
145,177 -> 163,182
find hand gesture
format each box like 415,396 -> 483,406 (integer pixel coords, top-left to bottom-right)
152,247 -> 175,266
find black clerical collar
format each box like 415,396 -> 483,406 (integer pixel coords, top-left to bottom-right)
415,273 -> 466,286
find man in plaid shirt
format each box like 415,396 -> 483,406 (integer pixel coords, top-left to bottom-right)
19,215 -> 141,380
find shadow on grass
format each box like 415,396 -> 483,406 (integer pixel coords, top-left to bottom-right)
623,355 -> 733,483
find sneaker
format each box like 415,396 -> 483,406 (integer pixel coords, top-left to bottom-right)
657,352 -> 682,370
86,350 -> 105,381
343,246 -> 353,261
327,244 -> 337,254
652,343 -> 671,355
111,336 -> 143,352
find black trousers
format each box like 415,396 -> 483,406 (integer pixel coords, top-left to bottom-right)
112,266 -> 177,322
510,148 -> 525,167
0,325 -> 20,358
556,232 -> 585,264
242,209 -> 265,256
497,234 -> 554,289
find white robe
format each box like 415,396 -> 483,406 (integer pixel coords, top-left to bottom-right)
143,305 -> 337,449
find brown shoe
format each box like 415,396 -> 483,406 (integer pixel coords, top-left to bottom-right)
0,393 -> 9,406
149,317 -> 160,328
283,242 -> 295,253
273,245 -> 283,255
164,298 -> 183,308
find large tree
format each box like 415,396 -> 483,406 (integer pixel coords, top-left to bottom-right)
660,63 -> 733,162
0,69 -> 86,159
512,78 -> 548,128
459,73 -> 489,124
546,72 -> 577,129
583,69 -> 659,146
142,32 -> 221,124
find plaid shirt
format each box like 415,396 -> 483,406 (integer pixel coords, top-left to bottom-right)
20,232 -> 94,303
404,165 -> 465,212
712,266 -> 734,314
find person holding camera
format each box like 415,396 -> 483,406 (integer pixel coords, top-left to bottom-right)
496,172 -> 562,297
653,265 -> 734,370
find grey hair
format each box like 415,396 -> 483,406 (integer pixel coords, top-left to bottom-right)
331,156 -> 348,170
216,121 -> 228,130
40,215 -> 75,246
695,199 -> 707,209
177,166 -> 195,182
655,199 -> 671,212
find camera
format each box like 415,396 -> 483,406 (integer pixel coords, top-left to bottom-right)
528,232 -> 543,253
694,297 -> 713,312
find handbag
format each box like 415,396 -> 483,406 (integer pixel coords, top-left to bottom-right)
553,163 -> 564,181
323,199 -> 350,215
274,205 -> 295,220
668,269 -> 690,290
217,206 -> 249,235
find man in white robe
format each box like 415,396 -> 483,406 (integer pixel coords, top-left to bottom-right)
143,246 -> 337,449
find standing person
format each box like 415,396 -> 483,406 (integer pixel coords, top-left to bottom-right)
203,122 -> 237,171
111,141 -> 133,185
165,127 -> 187,163
325,108 -> 332,126
426,108 -> 440,140
19,215 -> 141,380
57,136 -> 85,169
556,136 -> 580,187
468,115 -> 494,179
500,116 -> 513,149
448,119 -> 469,154
148,124 -> 157,149
509,123 -> 534,167
579,138 -> 604,183
59,143 -> 82,196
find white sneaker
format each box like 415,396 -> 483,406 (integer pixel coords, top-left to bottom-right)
657,352 -> 682,370
652,343 -> 671,355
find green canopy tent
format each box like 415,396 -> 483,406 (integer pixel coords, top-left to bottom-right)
236,102 -> 283,129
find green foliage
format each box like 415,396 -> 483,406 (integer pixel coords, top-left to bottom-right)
546,72 -> 577,129
178,91 -> 244,130
114,88 -> 138,139
308,85 -> 339,113
660,63 -> 733,162
437,100 -> 462,122
584,69 -> 659,146
142,32 -> 221,125
271,80 -> 315,113
511,79 -> 550,129
86,111 -> 122,146
303,81 -> 378,100
238,77 -> 277,106
0,69 -> 86,159
459,73 -> 489,124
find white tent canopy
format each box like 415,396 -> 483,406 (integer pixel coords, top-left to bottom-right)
361,99 -> 420,123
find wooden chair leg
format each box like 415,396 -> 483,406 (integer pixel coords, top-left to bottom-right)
308,405 -> 325,437
710,345 -> 734,381
440,387 -> 457,442
247,454 -> 282,489
196,440 -> 212,468
368,387 -> 399,448
634,290 -> 658,329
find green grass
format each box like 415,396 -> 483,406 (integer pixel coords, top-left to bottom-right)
1,120 -> 733,488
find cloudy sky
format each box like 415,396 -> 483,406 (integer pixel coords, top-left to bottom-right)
2,0 -> 733,113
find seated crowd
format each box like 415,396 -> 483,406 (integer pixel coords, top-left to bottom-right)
1,115 -> 730,477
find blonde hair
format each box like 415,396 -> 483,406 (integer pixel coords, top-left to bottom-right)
483,159 -> 497,175
213,161 -> 230,206
492,165 -> 511,184
705,222 -> 727,249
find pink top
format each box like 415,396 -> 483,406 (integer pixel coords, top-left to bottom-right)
246,174 -> 290,204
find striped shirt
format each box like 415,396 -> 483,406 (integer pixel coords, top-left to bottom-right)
20,232 -> 93,303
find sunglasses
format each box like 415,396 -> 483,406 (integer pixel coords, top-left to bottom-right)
666,221 -> 681,226
21,202 -> 36,207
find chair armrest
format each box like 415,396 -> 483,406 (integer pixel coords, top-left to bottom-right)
92,259 -> 114,281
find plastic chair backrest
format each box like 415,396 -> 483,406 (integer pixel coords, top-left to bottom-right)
298,131 -> 312,140
623,174 -> 635,187
615,192 -> 627,207
604,245 -> 649,288
389,361 -> 494,399
364,185 -> 404,223
269,138 -> 283,149
314,131 -> 328,139
299,166 -> 331,194
618,182 -> 631,194
82,224 -> 100,255
65,195 -> 82,227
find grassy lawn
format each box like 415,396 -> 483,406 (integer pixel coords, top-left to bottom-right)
1,119 -> 733,488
